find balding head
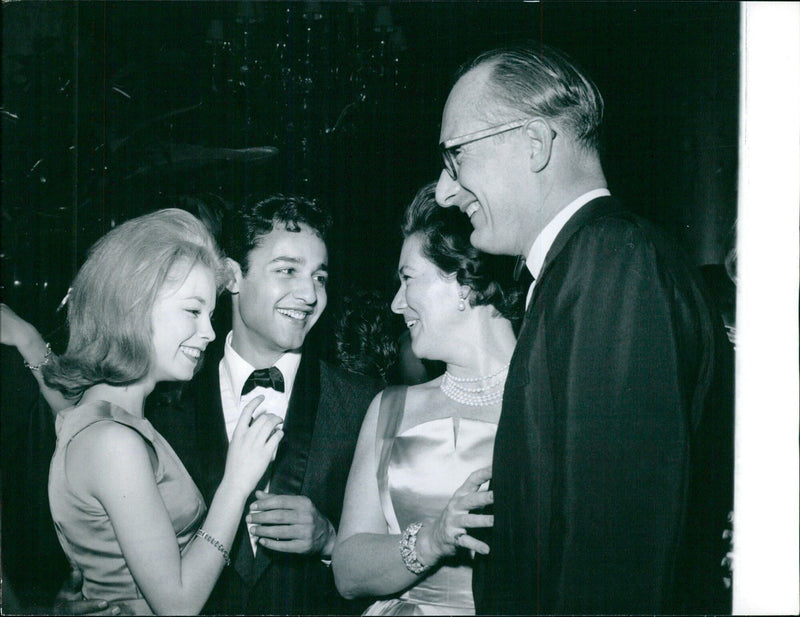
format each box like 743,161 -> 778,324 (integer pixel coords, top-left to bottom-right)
456,44 -> 605,154
435,44 -> 608,257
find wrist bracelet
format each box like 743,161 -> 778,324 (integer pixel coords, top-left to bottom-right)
399,522 -> 430,575
195,528 -> 231,566
24,342 -> 52,372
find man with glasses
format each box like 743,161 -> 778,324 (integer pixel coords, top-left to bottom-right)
436,44 -> 733,614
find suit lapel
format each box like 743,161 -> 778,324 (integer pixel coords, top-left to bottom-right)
528,196 -> 622,311
195,342 -> 229,503
251,347 -> 321,580
270,347 -> 320,496
512,197 -> 625,385
190,342 -> 257,584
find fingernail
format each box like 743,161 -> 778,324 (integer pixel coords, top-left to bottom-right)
246,514 -> 252,523
111,607 -> 121,615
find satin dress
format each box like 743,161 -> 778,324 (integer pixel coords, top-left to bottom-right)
49,401 -> 206,615
365,387 -> 496,616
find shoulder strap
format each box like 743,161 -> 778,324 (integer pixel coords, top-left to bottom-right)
374,386 -> 407,534
374,385 -> 407,465
377,385 -> 407,441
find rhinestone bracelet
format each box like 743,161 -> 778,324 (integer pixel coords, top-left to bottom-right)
399,522 -> 430,575
195,528 -> 231,566
23,343 -> 52,372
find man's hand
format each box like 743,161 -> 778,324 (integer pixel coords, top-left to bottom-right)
53,569 -> 121,615
247,492 -> 336,557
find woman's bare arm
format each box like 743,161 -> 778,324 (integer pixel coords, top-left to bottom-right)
0,303 -> 75,416
69,400 -> 282,614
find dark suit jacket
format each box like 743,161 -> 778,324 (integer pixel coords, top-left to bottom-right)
474,197 -> 734,615
146,335 -> 380,615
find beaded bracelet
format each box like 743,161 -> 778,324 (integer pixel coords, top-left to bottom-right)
399,522 -> 430,575
24,343 -> 52,372
195,528 -> 231,566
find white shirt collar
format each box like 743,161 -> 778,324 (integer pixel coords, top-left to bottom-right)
221,330 -> 302,401
526,188 -> 611,281
218,331 -> 302,443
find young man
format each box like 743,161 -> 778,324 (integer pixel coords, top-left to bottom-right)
147,195 -> 380,614
435,44 -> 734,614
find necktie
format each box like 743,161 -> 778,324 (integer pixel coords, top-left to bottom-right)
514,255 -> 534,290
241,366 -> 285,396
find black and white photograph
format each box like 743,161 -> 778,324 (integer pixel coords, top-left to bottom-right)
1,1 -> 797,615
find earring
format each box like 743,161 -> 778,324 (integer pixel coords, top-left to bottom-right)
457,290 -> 467,312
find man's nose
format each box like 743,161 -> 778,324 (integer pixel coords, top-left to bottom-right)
293,276 -> 318,303
435,168 -> 467,208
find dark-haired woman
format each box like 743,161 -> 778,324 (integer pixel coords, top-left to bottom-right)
332,184 -> 524,614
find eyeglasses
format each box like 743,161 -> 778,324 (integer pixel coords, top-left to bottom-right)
439,118 -> 555,181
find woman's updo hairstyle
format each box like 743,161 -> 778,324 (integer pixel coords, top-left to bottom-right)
43,208 -> 226,399
401,182 -> 524,323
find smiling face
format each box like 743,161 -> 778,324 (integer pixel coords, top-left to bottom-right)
390,233 -> 463,362
230,223 -> 328,367
435,63 -> 538,257
149,261 -> 217,383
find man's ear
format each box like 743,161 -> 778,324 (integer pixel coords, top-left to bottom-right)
524,117 -> 556,173
225,257 -> 243,295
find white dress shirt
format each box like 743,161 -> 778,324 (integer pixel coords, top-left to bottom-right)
218,331 -> 301,442
525,188 -> 611,307
217,330 -> 301,553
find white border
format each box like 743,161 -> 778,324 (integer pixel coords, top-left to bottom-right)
733,2 -> 800,613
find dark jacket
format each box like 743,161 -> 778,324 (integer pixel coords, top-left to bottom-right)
474,197 -> 734,614
146,334 -> 380,615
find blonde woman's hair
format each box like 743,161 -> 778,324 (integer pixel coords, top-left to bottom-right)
43,208 -> 226,398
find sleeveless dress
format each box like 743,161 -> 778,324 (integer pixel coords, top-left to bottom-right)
365,387 -> 497,616
48,400 -> 206,615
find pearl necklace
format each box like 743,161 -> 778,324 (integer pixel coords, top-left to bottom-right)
440,364 -> 509,406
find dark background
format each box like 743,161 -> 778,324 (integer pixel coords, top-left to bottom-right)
0,1 -> 740,610
2,1 -> 739,346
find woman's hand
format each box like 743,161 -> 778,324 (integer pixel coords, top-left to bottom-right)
415,465 -> 494,566
1,303 -> 75,415
223,396 -> 284,497
0,303 -> 46,353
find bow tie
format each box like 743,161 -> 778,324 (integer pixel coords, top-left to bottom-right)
241,366 -> 285,396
